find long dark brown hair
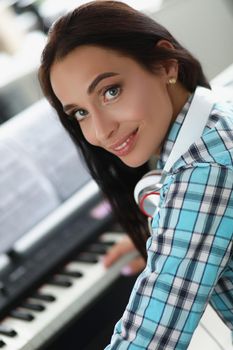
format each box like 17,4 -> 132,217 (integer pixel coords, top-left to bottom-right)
38,1 -> 210,260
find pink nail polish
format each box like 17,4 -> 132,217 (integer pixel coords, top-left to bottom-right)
121,265 -> 132,276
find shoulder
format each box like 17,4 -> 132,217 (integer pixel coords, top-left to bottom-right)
206,100 -> 233,132
202,100 -> 233,167
159,163 -> 233,220
163,162 -> 233,202
173,100 -> 233,171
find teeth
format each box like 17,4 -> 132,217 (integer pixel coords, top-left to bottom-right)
114,137 -> 130,150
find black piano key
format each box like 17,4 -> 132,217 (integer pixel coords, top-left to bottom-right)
59,270 -> 83,278
47,276 -> 73,288
31,292 -> 56,303
97,240 -> 116,247
9,310 -> 34,322
74,252 -> 98,263
86,243 -> 109,254
21,302 -> 45,312
0,325 -> 17,337
0,340 -> 5,348
0,282 -> 7,297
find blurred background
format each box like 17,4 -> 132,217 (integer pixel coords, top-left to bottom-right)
0,0 -> 233,123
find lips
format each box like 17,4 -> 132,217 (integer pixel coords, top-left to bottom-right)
108,128 -> 138,157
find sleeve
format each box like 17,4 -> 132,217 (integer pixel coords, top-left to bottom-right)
104,163 -> 233,350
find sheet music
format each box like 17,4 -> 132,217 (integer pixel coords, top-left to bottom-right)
0,99 -> 91,254
0,143 -> 59,254
2,99 -> 91,200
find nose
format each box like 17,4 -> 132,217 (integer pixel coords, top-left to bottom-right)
92,109 -> 119,143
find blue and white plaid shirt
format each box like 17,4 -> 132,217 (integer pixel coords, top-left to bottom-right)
105,91 -> 233,349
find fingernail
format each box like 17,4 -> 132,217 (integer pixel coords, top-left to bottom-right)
99,256 -> 106,264
121,265 -> 133,276
100,256 -> 110,268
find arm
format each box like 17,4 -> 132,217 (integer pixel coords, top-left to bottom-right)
105,163 -> 233,350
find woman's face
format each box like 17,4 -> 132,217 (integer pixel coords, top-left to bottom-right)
50,45 -> 177,167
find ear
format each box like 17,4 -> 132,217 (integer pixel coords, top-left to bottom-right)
156,40 -> 178,82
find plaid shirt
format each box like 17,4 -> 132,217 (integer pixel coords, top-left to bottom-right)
105,91 -> 233,349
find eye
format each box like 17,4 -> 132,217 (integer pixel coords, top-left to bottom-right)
73,109 -> 88,121
103,85 -> 121,102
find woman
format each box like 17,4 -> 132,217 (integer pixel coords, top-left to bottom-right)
39,1 -> 233,348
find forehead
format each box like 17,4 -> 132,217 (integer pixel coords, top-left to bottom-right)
50,45 -> 144,102
51,45 -> 134,83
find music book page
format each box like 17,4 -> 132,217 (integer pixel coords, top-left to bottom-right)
0,99 -> 91,254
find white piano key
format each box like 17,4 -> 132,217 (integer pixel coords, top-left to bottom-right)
0,315 -> 34,350
0,337 -> 18,350
99,231 -> 126,243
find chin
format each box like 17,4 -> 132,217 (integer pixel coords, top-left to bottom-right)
120,155 -> 149,168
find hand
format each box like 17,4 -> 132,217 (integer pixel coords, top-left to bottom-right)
102,235 -> 146,276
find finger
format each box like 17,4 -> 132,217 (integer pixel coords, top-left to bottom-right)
102,236 -> 135,267
121,256 -> 145,276
102,242 -> 127,267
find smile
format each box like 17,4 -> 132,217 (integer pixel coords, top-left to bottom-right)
109,128 -> 138,157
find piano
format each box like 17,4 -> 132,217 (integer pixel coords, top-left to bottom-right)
0,75 -> 233,349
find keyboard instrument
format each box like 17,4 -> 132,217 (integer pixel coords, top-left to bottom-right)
0,228 -> 138,350
0,224 -> 232,350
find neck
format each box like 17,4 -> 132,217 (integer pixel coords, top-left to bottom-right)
169,82 -> 191,123
154,83 -> 191,158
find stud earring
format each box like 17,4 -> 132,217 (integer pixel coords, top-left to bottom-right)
168,78 -> 176,85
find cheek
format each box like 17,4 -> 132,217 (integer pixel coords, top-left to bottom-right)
79,122 -> 99,146
123,85 -> 161,122
115,94 -> 149,122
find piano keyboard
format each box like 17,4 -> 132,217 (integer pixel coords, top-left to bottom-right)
0,232 -> 138,350
0,231 -> 232,350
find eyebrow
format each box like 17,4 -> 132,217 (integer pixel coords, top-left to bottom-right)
63,72 -> 120,114
88,72 -> 120,94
